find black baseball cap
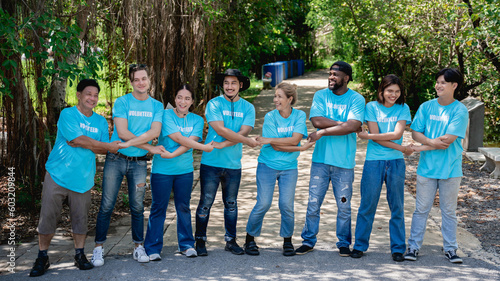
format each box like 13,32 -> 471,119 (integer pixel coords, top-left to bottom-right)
330,61 -> 353,81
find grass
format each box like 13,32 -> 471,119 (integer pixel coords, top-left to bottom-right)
65,75 -> 131,116
239,77 -> 263,103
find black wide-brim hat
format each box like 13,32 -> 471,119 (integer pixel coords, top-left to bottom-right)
215,69 -> 251,92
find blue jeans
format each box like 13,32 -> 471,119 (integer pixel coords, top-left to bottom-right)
246,163 -> 298,238
195,164 -> 241,241
144,172 -> 195,255
95,152 -> 148,244
353,159 -> 406,254
408,175 -> 461,252
301,162 -> 354,248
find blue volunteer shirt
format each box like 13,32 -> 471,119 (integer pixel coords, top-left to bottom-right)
310,88 -> 365,169
151,109 -> 204,175
45,106 -> 109,193
110,93 -> 164,157
411,99 -> 469,179
258,108 -> 308,170
365,101 -> 412,161
201,95 -> 255,169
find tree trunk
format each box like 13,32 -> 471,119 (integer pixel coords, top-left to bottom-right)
46,0 -> 94,138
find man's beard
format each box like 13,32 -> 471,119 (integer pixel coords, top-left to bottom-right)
328,80 -> 343,92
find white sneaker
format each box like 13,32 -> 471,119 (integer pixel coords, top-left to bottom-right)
133,245 -> 149,263
149,253 -> 161,261
182,247 -> 198,258
91,246 -> 104,267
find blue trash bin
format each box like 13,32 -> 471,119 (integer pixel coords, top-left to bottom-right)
290,59 -> 304,76
297,59 -> 304,76
262,62 -> 284,87
276,61 -> 289,80
290,60 -> 298,78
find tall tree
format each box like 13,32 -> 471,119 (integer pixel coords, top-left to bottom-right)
0,0 -> 102,209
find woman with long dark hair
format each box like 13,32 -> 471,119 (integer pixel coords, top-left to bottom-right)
351,74 -> 413,262
143,84 -> 215,261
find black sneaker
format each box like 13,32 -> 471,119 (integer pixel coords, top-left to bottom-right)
392,252 -> 404,262
74,253 -> 94,270
350,249 -> 363,258
29,256 -> 50,277
295,245 -> 314,255
339,247 -> 351,257
445,249 -> 463,263
244,241 -> 259,256
195,239 -> 207,256
283,241 -> 295,257
404,248 -> 418,261
225,239 -> 244,255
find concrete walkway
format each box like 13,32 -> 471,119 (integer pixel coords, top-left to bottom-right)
2,70 -> 499,280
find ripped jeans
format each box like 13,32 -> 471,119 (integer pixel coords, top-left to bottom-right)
95,152 -> 148,244
301,162 -> 354,248
195,164 -> 241,242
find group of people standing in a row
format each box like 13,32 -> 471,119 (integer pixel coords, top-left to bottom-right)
29,60 -> 468,277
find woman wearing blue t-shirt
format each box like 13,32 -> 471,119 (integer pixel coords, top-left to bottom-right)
244,82 -> 313,256
351,75 -> 413,262
143,84 -> 215,261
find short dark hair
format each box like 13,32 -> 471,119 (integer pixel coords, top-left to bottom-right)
175,84 -> 195,111
129,64 -> 149,82
77,79 -> 100,93
377,74 -> 405,105
435,68 -> 463,96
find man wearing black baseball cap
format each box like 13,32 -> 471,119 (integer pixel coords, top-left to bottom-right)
194,69 -> 258,256
295,61 -> 365,257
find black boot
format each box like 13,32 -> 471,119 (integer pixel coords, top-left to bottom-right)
195,239 -> 207,256
30,256 -> 50,277
74,253 -> 94,270
283,238 -> 295,256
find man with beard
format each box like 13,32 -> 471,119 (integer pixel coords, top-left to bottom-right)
194,69 -> 258,256
295,61 -> 365,257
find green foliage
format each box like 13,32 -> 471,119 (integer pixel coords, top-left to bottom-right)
0,9 -> 104,100
239,76 -> 263,103
120,193 -> 129,208
482,79 -> 500,143
210,0 -> 313,77
306,0 -> 499,140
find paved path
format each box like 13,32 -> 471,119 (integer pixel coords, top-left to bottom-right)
2,70 -> 499,280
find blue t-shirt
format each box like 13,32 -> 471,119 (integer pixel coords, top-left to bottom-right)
201,95 -> 255,169
110,93 -> 164,157
411,99 -> 469,179
45,106 -> 109,193
309,88 -> 365,169
365,101 -> 412,161
151,109 -> 204,175
258,108 -> 308,170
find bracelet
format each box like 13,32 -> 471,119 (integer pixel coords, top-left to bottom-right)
403,147 -> 407,153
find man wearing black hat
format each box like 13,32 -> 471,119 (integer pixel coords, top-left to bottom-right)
29,79 -> 120,277
194,69 -> 258,256
295,61 -> 365,257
